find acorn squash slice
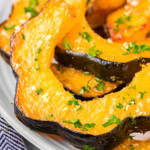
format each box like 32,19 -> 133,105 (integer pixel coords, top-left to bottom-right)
0,0 -> 47,56
86,0 -> 126,29
51,64 -> 119,99
55,16 -> 150,83
0,0 -> 120,100
11,0 -> 150,149
106,0 -> 150,42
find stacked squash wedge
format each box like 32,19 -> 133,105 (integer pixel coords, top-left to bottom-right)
0,0 -> 120,99
10,0 -> 150,150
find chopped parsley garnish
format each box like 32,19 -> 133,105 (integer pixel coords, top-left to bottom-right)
103,115 -> 121,128
29,0 -> 38,7
46,114 -> 53,120
122,42 -> 150,55
35,48 -> 42,55
67,98 -> 82,111
35,64 -> 40,70
129,113 -> 136,125
62,37 -> 72,50
83,145 -> 95,150
128,98 -> 136,105
79,32 -> 92,42
129,85 -> 136,90
57,64 -> 66,73
36,88 -> 43,95
63,119 -> 95,131
24,7 -> 38,18
24,0 -> 38,18
130,145 -> 136,150
80,79 -> 91,95
86,0 -> 91,6
88,46 -> 103,57
63,119 -> 82,128
22,33 -> 25,40
122,96 -> 126,100
139,91 -> 147,99
116,103 -> 123,109
82,123 -> 95,131
114,14 -> 131,32
94,78 -> 105,91
34,58 -> 38,61
84,72 -> 90,75
3,25 -> 16,30
127,25 -> 132,29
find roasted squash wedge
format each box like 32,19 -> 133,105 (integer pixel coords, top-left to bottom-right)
86,0 -> 126,29
106,0 -> 150,42
115,139 -> 150,150
0,0 -> 47,55
51,64 -> 119,99
0,0 -> 120,100
11,0 -> 150,149
55,16 -> 150,83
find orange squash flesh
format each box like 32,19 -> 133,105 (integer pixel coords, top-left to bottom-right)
115,139 -> 150,150
51,64 -> 119,98
58,16 -> 150,63
106,0 -> 150,42
87,0 -> 126,28
11,0 -> 150,136
0,0 -> 47,55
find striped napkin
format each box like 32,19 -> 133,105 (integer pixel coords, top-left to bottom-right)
0,115 -> 27,150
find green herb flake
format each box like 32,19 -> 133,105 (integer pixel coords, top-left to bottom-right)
63,119 -> 82,128
29,0 -> 38,7
57,64 -> 66,73
3,25 -> 16,30
63,119 -> 95,131
128,98 -> 136,105
130,145 -> 136,150
46,114 -> 53,120
122,96 -> 126,100
139,91 -> 147,99
127,25 -> 132,29
94,78 -> 105,91
79,32 -> 92,42
81,123 -> 95,131
36,88 -> 43,95
34,58 -> 38,61
84,72 -> 90,75
116,103 -> 123,109
24,7 -> 38,18
22,33 -> 25,40
114,14 -> 131,32
35,64 -> 40,70
80,79 -> 91,95
62,37 -> 73,50
88,46 -> 103,58
122,42 -> 150,55
129,85 -> 136,90
67,98 -> 82,111
83,145 -> 95,150
35,48 -> 42,55
103,115 -> 121,128
86,0 -> 91,6
129,113 -> 136,125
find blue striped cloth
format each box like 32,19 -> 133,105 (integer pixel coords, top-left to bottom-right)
0,115 -> 27,150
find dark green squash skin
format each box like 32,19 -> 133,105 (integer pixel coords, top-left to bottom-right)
0,48 -> 10,64
55,47 -> 150,83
